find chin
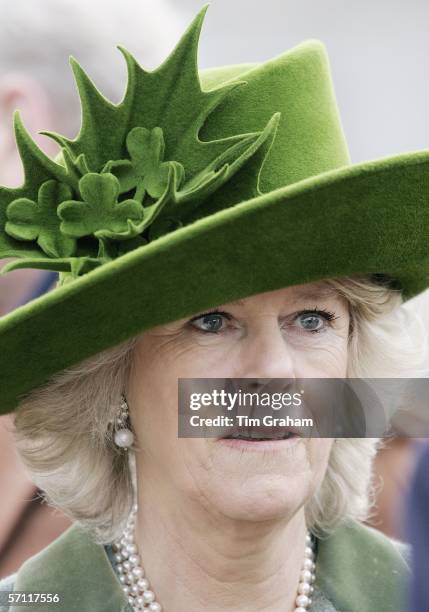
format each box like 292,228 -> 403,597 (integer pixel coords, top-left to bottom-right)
212,477 -> 309,522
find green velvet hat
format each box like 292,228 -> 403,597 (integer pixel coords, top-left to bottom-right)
1,6 -> 429,414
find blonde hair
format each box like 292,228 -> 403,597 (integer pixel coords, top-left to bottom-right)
12,275 -> 428,543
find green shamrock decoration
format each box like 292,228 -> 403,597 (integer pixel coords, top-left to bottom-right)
104,127 -> 185,201
95,159 -> 184,241
58,173 -> 144,238
5,181 -> 76,258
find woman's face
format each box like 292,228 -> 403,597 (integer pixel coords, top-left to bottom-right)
127,281 -> 350,523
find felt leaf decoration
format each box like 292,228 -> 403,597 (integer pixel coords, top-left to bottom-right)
58,148 -> 91,191
173,113 -> 281,217
1,234 -> 118,280
57,7 -> 246,175
0,255 -> 103,278
0,6 -> 281,284
0,114 -> 76,262
5,181 -> 76,258
58,173 -> 144,238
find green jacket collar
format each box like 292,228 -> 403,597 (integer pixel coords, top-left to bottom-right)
11,519 -> 409,612
11,524 -> 128,612
316,520 -> 410,612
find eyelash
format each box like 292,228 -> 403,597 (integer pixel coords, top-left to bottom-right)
188,307 -> 338,334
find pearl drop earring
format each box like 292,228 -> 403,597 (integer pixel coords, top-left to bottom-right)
114,394 -> 135,449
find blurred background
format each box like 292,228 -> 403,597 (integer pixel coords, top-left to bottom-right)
0,0 -> 428,591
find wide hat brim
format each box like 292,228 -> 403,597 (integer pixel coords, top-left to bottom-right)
1,149 -> 429,414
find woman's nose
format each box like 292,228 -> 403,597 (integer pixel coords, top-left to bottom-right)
236,323 -> 295,380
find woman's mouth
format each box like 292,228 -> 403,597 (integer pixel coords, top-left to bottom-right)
216,427 -> 302,451
224,431 -> 296,441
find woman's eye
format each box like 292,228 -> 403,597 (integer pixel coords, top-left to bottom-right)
295,312 -> 327,333
188,309 -> 335,334
190,312 -> 228,333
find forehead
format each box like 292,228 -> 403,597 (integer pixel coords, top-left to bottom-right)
220,282 -> 341,309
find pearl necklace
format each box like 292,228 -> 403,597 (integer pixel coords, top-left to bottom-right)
113,504 -> 316,611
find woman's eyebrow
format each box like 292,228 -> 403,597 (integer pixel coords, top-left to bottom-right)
215,298 -> 245,309
290,286 -> 338,303
220,287 -> 338,310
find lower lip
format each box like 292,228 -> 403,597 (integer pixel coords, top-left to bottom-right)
216,435 -> 301,451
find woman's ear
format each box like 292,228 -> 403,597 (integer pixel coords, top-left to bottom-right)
0,72 -> 57,186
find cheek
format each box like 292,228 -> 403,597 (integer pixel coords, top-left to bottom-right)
307,440 -> 333,486
129,340 -> 244,442
292,334 -> 349,377
137,331 -> 232,380
128,335 -> 218,449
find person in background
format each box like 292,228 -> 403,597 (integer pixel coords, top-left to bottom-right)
366,295 -> 429,540
0,0 -> 185,578
366,439 -> 424,540
405,442 -> 429,611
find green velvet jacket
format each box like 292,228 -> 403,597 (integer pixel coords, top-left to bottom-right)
0,519 -> 410,612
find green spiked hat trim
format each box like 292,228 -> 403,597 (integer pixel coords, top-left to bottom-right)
0,8 -> 278,285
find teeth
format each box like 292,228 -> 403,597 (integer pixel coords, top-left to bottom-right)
249,432 -> 266,439
228,431 -> 293,440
